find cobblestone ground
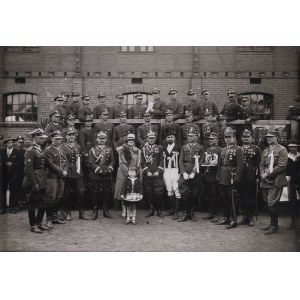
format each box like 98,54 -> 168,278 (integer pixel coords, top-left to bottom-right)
0,209 -> 298,251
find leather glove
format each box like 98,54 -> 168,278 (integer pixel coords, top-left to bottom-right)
147,172 -> 153,177
32,184 -> 39,192
189,172 -> 195,179
153,171 -> 159,177
183,173 -> 189,180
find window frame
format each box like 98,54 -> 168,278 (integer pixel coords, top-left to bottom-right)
120,46 -> 155,53
4,92 -> 38,122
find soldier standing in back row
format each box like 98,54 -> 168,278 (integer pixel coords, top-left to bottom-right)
148,88 -> 167,119
137,112 -> 158,148
93,109 -> 114,147
78,94 -> 93,123
62,114 -> 79,144
45,110 -> 63,139
109,94 -> 128,119
178,127 -> 205,222
201,110 -> 220,150
181,111 -> 200,145
184,89 -> 203,121
67,91 -> 81,118
200,89 -> 219,120
216,127 -> 244,229
93,92 -> 110,119
238,129 -> 261,227
166,88 -> 184,121
128,93 -> 147,119
89,131 -> 114,220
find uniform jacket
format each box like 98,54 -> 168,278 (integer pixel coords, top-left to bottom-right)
286,105 -> 300,121
23,144 -> 47,190
45,122 -> 64,137
240,106 -> 259,122
109,104 -> 128,119
92,121 -> 114,147
78,105 -> 93,122
241,144 -> 261,182
201,101 -> 219,117
93,104 -> 110,119
16,147 -> 26,180
166,100 -> 184,120
44,144 -> 68,179
121,177 -> 142,196
141,144 -> 164,175
217,144 -> 244,185
179,143 -> 205,175
162,143 -> 180,170
159,122 -> 182,148
151,99 -> 167,119
219,125 -> 229,148
2,148 -> 23,184
220,102 -> 242,122
60,142 -> 83,178
181,123 -> 200,145
201,122 -> 220,140
203,145 -> 222,182
54,105 -> 68,123
67,102 -> 81,118
184,101 -> 203,121
128,104 -> 147,119
79,127 -> 93,157
62,126 -> 79,144
88,145 -> 114,180
137,123 -> 158,147
112,123 -> 135,149
259,143 -> 288,188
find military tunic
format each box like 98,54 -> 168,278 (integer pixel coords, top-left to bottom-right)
184,101 -> 203,121
78,105 -> 93,123
109,104 -> 128,119
62,126 -> 79,144
181,123 -> 200,145
112,123 -> 135,150
137,123 -> 158,147
201,100 -> 219,117
128,104 -> 147,119
151,99 -> 167,119
93,104 -> 110,119
141,144 -> 165,210
92,121 -> 114,147
166,100 -> 184,120
67,102 -> 81,118
201,122 -> 220,150
45,122 -> 64,141
220,102 -> 242,122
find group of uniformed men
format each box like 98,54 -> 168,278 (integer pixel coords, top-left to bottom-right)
0,87 -> 298,236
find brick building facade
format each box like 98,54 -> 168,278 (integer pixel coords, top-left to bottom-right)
0,46 -> 299,137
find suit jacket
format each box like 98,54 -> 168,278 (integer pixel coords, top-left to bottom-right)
241,144 -> 261,182
240,106 -> 259,121
67,102 -> 81,118
2,148 -> 23,184
260,143 -> 288,188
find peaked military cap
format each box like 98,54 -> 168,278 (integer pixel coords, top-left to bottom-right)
135,93 -> 143,99
185,110 -> 193,117
3,136 -> 16,144
201,89 -> 209,95
241,95 -> 249,101
242,129 -> 252,137
208,132 -> 219,139
96,131 -> 107,138
265,128 -> 279,137
119,111 -> 127,117
66,128 -> 76,135
54,96 -> 63,102
66,114 -> 76,120
85,115 -> 93,122
287,140 -> 300,147
227,90 -> 237,96
61,92 -> 70,97
151,88 -> 160,94
116,93 -> 124,99
126,133 -> 136,141
168,88 -> 177,95
72,91 -> 80,97
101,109 -> 109,115
187,89 -> 196,96
165,109 -> 173,116
82,94 -> 90,100
143,112 -> 150,117
49,110 -> 60,118
50,130 -> 63,139
29,128 -> 47,138
188,127 -> 200,136
224,127 -> 236,137
16,136 -> 25,142
147,130 -> 156,138
97,92 -> 106,98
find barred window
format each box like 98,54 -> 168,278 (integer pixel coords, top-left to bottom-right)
238,93 -> 274,120
4,92 -> 38,122
121,46 -> 154,52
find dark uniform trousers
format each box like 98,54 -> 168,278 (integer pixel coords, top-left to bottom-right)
143,175 -> 164,210
47,178 -> 65,219
90,179 -> 111,210
219,184 -> 236,221
64,177 -> 86,211
205,181 -> 220,215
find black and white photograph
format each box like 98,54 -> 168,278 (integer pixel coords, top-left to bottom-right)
0,1 -> 299,300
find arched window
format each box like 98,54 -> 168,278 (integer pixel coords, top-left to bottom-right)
123,92 -> 153,109
238,93 -> 274,120
4,92 -> 38,122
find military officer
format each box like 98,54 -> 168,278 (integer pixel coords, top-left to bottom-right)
109,94 -> 128,119
45,110 -> 64,138
216,127 -> 244,229
166,88 -> 184,121
128,93 -> 147,119
61,92 -> 70,120
238,129 -> 261,227
286,95 -> 300,139
62,114 -> 79,143
200,89 -> 219,119
178,127 -> 205,222
220,90 -> 242,123
89,131 -> 115,220
93,109 -> 114,147
53,95 -> 68,124
60,128 -> 89,220
112,111 -> 135,150
201,110 -> 220,150
16,136 -> 26,208
78,94 -> 93,123
159,109 -> 182,148
184,89 -> 203,121
181,110 -> 200,145
142,131 -> 165,218
218,114 -> 229,148
93,92 -> 110,119
260,128 -> 288,235
148,88 -> 167,119
162,127 -> 181,220
137,112 -> 158,148
23,129 -> 50,233
44,131 -> 68,226
202,132 -> 222,222
68,91 -> 81,118
2,137 -> 22,213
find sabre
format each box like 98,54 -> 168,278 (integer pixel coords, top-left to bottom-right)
231,169 -> 237,223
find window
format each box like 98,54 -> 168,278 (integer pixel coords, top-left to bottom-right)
237,46 -> 274,52
121,46 -> 154,52
238,93 -> 274,120
4,93 -> 38,122
123,92 -> 153,109
4,46 -> 39,53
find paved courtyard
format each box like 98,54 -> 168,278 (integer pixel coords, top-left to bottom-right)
0,209 -> 298,252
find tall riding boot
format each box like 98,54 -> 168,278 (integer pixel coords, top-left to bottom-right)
288,216 -> 296,230
165,196 -> 175,216
79,209 -> 89,220
172,197 -> 180,220
178,211 -> 189,222
103,203 -> 113,219
91,206 -> 98,220
190,209 -> 197,222
157,208 -> 164,218
28,209 -> 36,227
265,206 -> 279,235
145,205 -> 154,218
35,207 -> 46,226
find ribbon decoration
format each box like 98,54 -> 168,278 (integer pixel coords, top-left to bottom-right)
76,156 -> 81,174
194,154 -> 200,173
268,150 -> 274,173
